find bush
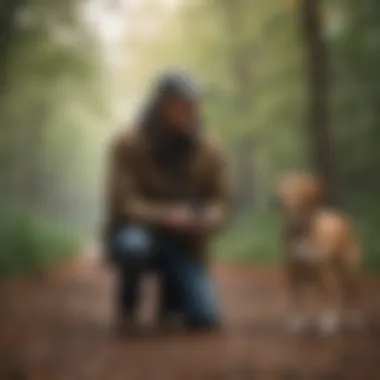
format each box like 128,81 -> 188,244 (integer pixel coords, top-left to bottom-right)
0,203 -> 81,276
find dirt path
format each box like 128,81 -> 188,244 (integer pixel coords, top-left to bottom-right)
1,253 -> 380,380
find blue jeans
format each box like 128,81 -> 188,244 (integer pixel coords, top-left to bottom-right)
117,240 -> 221,329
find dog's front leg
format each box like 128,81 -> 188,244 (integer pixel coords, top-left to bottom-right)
316,266 -> 341,335
285,267 -> 312,334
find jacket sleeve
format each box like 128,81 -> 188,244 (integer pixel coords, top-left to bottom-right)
107,134 -> 167,225
201,141 -> 233,233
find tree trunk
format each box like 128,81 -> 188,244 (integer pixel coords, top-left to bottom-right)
0,0 -> 24,91
299,0 -> 341,206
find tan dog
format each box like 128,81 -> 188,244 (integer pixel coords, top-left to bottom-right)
276,173 -> 363,335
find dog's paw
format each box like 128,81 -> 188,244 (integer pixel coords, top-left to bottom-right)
317,310 -> 340,336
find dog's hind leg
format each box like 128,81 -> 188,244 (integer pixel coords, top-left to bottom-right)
339,247 -> 364,330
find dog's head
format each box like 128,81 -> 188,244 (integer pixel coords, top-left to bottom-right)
275,173 -> 324,218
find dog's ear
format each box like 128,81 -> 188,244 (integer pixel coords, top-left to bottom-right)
276,172 -> 324,212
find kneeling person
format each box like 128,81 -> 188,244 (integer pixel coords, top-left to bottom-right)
103,71 -> 231,333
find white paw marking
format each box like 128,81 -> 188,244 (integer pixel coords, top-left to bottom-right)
318,311 -> 339,335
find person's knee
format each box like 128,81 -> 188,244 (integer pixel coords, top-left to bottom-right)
184,274 -> 221,328
162,254 -> 221,329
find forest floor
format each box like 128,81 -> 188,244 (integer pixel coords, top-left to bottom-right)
2,251 -> 380,380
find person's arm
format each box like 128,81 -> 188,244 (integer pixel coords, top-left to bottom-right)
107,134 -> 167,225
198,141 -> 232,233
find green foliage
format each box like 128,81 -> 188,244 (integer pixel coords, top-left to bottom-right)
0,0 -> 111,274
1,0 -> 109,228
0,203 -> 80,276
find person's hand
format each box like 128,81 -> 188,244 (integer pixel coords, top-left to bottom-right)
161,205 -> 199,232
162,205 -> 212,236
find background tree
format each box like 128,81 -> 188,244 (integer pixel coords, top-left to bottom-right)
299,0 -> 341,206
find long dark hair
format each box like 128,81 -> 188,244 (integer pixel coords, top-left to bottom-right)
139,70 -> 203,177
